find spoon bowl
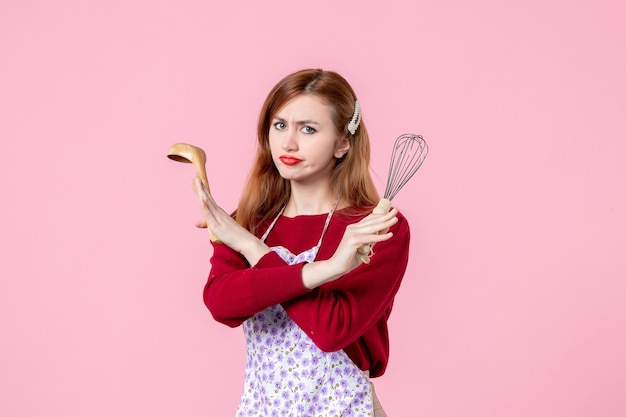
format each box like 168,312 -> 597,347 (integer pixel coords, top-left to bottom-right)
167,143 -> 210,191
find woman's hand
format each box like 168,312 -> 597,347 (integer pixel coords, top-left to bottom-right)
301,208 -> 398,289
333,207 -> 398,271
191,175 -> 270,266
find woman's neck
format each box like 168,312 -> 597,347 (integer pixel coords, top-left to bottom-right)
283,183 -> 336,217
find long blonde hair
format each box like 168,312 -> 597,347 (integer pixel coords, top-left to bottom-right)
236,69 -> 380,234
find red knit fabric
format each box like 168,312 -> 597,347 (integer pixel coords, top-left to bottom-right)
204,208 -> 410,377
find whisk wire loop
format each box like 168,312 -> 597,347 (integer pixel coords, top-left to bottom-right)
356,133 -> 428,258
384,134 -> 428,200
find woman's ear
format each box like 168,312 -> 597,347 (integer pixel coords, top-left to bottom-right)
334,137 -> 351,158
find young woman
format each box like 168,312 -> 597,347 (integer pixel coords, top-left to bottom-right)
192,69 -> 410,416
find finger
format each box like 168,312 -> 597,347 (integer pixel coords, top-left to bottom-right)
356,231 -> 394,256
359,208 -> 399,227
195,219 -> 208,228
192,175 -> 220,219
373,207 -> 398,221
352,211 -> 397,255
368,231 -> 394,243
357,230 -> 394,246
191,175 -> 208,205
352,214 -> 398,236
358,231 -> 394,265
378,213 -> 398,235
201,190 -> 226,227
191,174 -> 206,194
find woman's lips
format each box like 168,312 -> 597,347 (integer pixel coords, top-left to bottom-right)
279,156 -> 302,165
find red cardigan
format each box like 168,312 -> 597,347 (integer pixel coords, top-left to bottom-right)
204,207 -> 410,377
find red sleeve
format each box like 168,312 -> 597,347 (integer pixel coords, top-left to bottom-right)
203,244 -> 312,327
282,212 -> 410,352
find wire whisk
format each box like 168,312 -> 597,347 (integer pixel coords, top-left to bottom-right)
357,133 -> 428,260
384,134 -> 428,201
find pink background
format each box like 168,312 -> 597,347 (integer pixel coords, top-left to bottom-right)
1,1 -> 625,416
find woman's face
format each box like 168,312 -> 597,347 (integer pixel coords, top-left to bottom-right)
269,94 -> 350,186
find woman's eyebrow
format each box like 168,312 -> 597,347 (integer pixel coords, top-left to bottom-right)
272,116 -> 320,125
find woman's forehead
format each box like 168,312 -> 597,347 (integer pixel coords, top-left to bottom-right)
273,94 -> 334,120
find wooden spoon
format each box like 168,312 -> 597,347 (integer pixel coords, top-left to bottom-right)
167,143 -> 210,190
167,143 -> 220,242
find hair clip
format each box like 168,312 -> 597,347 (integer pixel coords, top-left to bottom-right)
347,100 -> 361,135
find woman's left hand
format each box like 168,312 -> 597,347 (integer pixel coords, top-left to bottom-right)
300,208 -> 398,289
332,207 -> 399,272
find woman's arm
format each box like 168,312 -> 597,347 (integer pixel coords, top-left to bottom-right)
283,212 -> 410,352
204,245 -> 312,327
192,174 -> 316,325
204,209 -> 404,328
300,208 -> 399,289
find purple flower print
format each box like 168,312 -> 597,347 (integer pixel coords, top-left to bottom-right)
237,303 -> 372,416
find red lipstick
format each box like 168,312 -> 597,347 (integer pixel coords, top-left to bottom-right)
279,156 -> 302,166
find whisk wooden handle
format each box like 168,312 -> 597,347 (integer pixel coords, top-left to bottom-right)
371,198 -> 392,215
357,198 -> 392,255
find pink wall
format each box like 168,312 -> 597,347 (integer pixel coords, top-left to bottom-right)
2,1 -> 625,416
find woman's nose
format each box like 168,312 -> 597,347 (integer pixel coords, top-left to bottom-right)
281,130 -> 298,151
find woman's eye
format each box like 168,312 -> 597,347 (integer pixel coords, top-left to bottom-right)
273,122 -> 286,130
301,126 -> 317,134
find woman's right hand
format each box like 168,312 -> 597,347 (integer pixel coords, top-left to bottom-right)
191,175 -> 270,266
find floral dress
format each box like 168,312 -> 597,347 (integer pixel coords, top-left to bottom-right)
235,206 -> 374,417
